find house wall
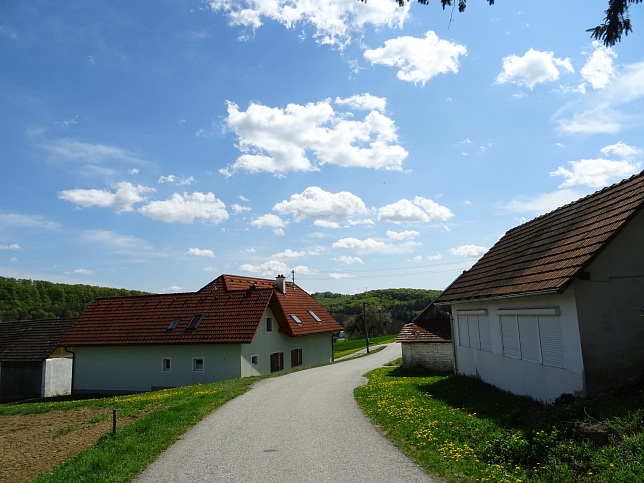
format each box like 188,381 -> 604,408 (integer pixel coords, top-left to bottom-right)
71,344 -> 241,395
450,290 -> 585,403
574,208 -> 644,394
401,342 -> 453,372
240,308 -> 333,376
42,357 -> 72,397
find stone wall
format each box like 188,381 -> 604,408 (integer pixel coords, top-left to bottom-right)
401,342 -> 453,372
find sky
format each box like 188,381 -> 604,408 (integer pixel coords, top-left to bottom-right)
1,0 -> 643,295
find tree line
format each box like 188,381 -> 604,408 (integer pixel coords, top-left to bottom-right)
0,276 -> 148,322
313,288 -> 441,339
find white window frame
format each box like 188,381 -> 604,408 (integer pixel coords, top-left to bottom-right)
192,357 -> 205,372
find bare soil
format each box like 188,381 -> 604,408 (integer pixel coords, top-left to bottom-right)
0,409 -> 131,483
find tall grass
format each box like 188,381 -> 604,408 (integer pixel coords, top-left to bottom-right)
355,365 -> 644,482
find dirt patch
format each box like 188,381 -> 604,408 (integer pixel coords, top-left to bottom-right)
0,408 -> 131,483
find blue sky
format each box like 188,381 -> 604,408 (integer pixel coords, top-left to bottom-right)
1,0 -> 642,295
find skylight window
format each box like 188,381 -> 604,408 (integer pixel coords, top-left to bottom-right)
308,310 -> 322,322
167,317 -> 181,330
289,314 -> 302,324
186,313 -> 204,330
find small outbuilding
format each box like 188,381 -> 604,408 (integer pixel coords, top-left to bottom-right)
397,303 -> 453,372
0,318 -> 75,399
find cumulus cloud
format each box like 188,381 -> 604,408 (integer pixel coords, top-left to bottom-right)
220,98 -> 407,176
386,230 -> 419,240
231,203 -> 251,214
377,197 -> 453,224
329,272 -> 355,279
550,158 -> 640,188
601,141 -> 641,159
336,255 -> 363,264
158,175 -> 195,185
208,0 -> 409,47
251,213 -> 288,228
580,42 -> 616,90
335,93 -> 386,112
363,31 -> 466,85
332,236 -> 419,254
314,220 -> 341,228
272,249 -> 306,258
0,244 -> 21,250
139,192 -> 229,224
496,48 -> 573,89
239,260 -> 311,277
59,182 -> 155,213
556,62 -> 644,134
73,268 -> 94,275
449,245 -> 488,257
273,186 -> 369,222
185,248 -> 215,257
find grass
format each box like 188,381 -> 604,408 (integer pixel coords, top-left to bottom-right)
355,365 -> 644,482
1,377 -> 259,483
333,334 -> 398,358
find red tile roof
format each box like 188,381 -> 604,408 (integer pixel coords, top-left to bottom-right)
61,274 -> 342,346
435,171 -> 644,303
396,304 -> 452,343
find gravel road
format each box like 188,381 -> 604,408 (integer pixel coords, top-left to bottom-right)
135,343 -> 440,482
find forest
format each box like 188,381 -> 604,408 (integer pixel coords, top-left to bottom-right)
0,276 -> 148,321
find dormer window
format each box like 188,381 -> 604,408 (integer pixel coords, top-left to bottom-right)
308,310 -> 322,322
167,317 -> 181,330
186,313 -> 204,330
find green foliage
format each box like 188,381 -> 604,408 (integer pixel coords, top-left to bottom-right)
313,287 -> 440,335
0,276 -> 149,321
355,366 -> 644,482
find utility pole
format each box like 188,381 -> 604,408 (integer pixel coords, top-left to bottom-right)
363,301 -> 370,354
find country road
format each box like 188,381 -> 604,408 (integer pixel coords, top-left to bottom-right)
135,343 -> 440,482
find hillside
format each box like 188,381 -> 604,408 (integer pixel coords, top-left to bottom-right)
0,276 -> 149,322
313,288 -> 441,329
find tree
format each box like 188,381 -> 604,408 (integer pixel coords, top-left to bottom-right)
369,0 -> 642,47
343,306 -> 393,339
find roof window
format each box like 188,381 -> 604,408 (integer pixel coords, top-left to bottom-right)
186,313 -> 204,330
289,314 -> 302,324
167,317 -> 181,330
308,310 -> 322,322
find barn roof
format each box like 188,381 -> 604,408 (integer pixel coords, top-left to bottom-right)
0,318 -> 76,361
435,171 -> 644,304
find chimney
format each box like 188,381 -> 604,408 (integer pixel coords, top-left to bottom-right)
276,274 -> 286,294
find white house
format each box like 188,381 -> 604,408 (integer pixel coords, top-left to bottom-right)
433,172 -> 644,403
61,274 -> 342,395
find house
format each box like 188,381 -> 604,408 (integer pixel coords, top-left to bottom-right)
0,318 -> 75,399
60,274 -> 342,395
433,172 -> 644,403
396,303 -> 453,372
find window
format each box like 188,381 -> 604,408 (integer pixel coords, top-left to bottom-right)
162,358 -> 171,371
167,318 -> 180,330
251,355 -> 258,366
266,317 -> 273,332
308,310 -> 322,322
193,358 -> 204,371
289,314 -> 302,324
270,352 -> 284,373
291,348 -> 303,367
186,313 -> 204,330
456,310 -> 491,352
498,308 -> 564,368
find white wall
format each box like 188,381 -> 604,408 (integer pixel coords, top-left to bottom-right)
72,344 -> 241,394
240,308 -> 333,376
451,290 -> 586,403
42,357 -> 73,397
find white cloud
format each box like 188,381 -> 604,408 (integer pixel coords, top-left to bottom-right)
364,31 -> 466,85
0,213 -> 62,231
378,196 -> 453,224
45,139 -> 143,165
185,248 -> 215,257
139,192 -> 229,224
273,186 -> 369,222
162,285 -> 183,293
314,220 -> 341,228
59,182 -> 155,213
272,249 -> 306,258
0,244 -> 21,250
386,230 -> 419,240
427,252 -> 442,261
220,98 -> 407,176
556,62 -> 644,134
496,48 -> 574,89
332,236 -> 419,254
600,141 -> 641,159
336,255 -> 363,264
239,260 -> 308,278
208,0 -> 409,47
251,213 -> 288,228
503,189 -> 584,214
73,268 -> 94,275
158,175 -> 195,185
329,272 -> 355,279
82,229 -> 157,256
550,158 -> 640,188
449,245 -> 488,257
581,42 -> 616,90
231,203 -> 251,214
335,93 -> 386,112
